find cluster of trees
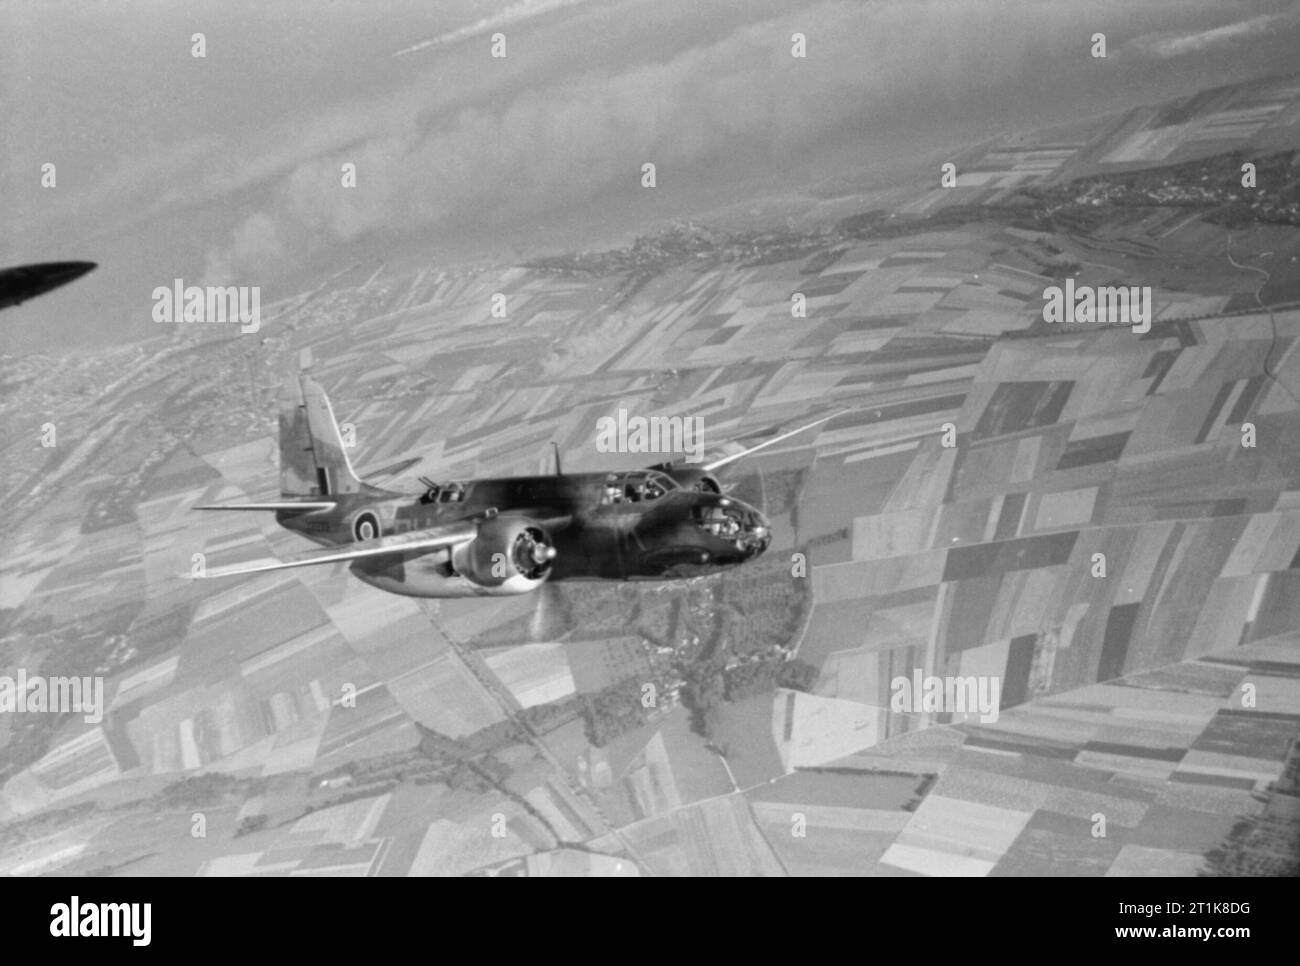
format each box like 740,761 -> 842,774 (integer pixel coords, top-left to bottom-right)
581,679 -> 654,747
233,813 -> 268,838
679,656 -> 820,742
682,659 -> 726,742
157,771 -> 258,809
724,656 -> 819,702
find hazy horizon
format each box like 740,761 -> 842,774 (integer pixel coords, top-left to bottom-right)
4,0 -> 1300,354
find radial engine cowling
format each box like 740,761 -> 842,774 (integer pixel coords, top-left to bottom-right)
452,516 -> 556,592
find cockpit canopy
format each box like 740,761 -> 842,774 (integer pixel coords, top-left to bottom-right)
600,470 -> 678,505
419,480 -> 467,505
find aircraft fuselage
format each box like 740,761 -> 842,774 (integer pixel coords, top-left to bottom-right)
274,467 -> 770,598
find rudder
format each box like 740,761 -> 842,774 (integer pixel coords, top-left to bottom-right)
279,375 -> 363,497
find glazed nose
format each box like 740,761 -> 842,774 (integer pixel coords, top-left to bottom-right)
740,500 -> 770,531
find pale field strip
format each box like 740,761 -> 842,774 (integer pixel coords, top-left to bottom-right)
1032,486 -> 1098,531
1177,749 -> 1290,788
478,426 -> 557,467
406,817 -> 531,876
289,851 -> 383,877
191,573 -> 297,624
881,444 -> 957,513
1064,407 -> 1144,442
839,438 -> 924,464
954,637 -> 1010,683
955,761 -> 1150,828
827,331 -> 898,354
1196,311 -> 1289,344
755,368 -> 848,410
108,654 -> 181,711
353,362 -> 406,386
523,786 -> 586,843
483,643 -> 576,709
669,796 -> 786,876
939,285 -> 1032,314
1107,845 -> 1203,876
977,341 -> 1092,380
524,850 -> 639,876
1052,682 -> 1228,721
776,691 -> 884,769
10,532 -> 83,571
489,383 -> 555,424
900,190 -> 950,216
1057,367 -> 1150,422
1075,749 -> 1181,780
322,586 -> 428,642
0,567 -> 54,609
287,794 -> 391,848
879,795 -> 1033,877
1187,576 -> 1268,656
829,251 -> 888,274
1,842 -> 91,878
260,716 -> 331,776
239,623 -> 340,678
201,437 -> 278,484
29,730 -> 119,785
930,766 -> 1061,814
621,732 -> 682,817
1156,295 -> 1232,320
815,647 -> 885,706
867,290 -> 949,315
199,852 -> 298,876
34,575 -> 118,604
751,800 -> 914,834
384,655 -> 505,738
1244,671 -> 1300,714
201,528 -> 268,557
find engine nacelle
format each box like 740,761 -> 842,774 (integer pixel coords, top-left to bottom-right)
451,516 -> 556,592
349,515 -> 557,599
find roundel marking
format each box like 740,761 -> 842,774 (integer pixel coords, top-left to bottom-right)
354,512 -> 380,542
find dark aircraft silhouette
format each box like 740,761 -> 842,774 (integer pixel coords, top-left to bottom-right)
190,374 -> 842,598
0,261 -> 95,310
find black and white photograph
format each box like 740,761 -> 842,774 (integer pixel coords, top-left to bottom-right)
1,0 -> 1298,916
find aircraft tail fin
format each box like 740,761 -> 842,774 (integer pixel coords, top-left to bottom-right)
279,375 -> 363,498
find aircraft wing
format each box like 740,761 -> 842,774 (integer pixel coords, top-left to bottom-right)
187,520 -> 479,580
702,409 -> 852,472
194,501 -> 336,512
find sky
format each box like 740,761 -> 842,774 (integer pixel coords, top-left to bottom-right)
2,0 -> 1299,353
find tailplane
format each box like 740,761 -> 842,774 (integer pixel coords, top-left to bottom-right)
279,375 -> 364,498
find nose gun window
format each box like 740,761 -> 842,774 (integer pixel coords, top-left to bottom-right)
697,505 -> 742,538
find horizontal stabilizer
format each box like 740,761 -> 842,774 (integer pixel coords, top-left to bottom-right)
194,501 -> 336,512
186,521 -> 477,580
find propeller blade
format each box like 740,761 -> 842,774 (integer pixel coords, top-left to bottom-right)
527,580 -> 569,642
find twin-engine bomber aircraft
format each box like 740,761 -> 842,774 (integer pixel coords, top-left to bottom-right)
190,375 -> 842,598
